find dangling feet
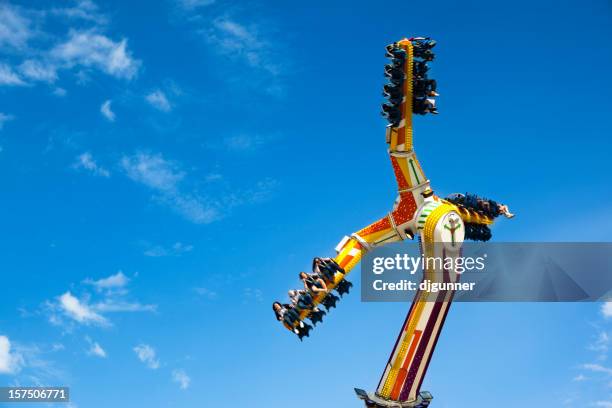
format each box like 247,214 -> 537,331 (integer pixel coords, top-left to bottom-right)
499,204 -> 515,219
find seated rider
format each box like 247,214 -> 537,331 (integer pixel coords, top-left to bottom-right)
385,44 -> 406,59
448,193 -> 514,219
299,271 -> 328,295
414,60 -> 429,77
313,257 -> 345,280
272,301 -> 303,334
288,289 -> 314,310
414,97 -> 438,115
410,37 -> 437,50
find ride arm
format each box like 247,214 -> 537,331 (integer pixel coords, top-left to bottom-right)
289,215 -> 403,326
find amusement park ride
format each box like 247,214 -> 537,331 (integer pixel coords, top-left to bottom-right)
273,37 -> 514,407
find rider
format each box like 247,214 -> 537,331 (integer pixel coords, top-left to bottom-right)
299,271 -> 328,295
288,289 -> 314,310
313,257 -> 345,281
272,301 -> 305,334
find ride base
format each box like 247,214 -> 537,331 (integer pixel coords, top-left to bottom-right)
355,389 -> 433,408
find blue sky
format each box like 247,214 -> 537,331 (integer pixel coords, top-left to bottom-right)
0,0 -> 611,407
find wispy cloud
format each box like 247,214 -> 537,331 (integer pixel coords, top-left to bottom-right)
242,287 -> 263,304
146,90 -> 171,112
19,60 -> 58,83
172,369 -> 191,390
205,18 -> 280,76
0,2 -> 140,88
53,87 -> 67,97
94,299 -> 156,313
144,242 -> 193,257
0,3 -> 32,50
133,344 -> 159,369
595,402 -> 612,408
86,338 -> 107,358
0,335 -> 24,374
0,112 -> 14,129
223,134 -> 267,152
47,272 -> 156,329
100,99 -> 115,121
157,193 -> 221,224
51,0 -> 108,25
205,173 -> 222,182
120,152 -> 220,224
84,271 -> 128,292
194,287 -> 218,300
121,153 -> 184,191
51,30 -> 140,80
206,133 -> 279,153
582,363 -> 612,375
0,63 -> 27,86
174,4 -> 287,96
73,152 -> 110,177
119,152 -> 277,224
589,331 -> 610,359
54,292 -> 108,327
0,341 -> 66,384
177,0 -> 215,10
602,303 -> 612,318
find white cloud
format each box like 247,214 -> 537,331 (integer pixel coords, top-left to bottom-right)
94,299 -> 156,313
19,60 -> 57,83
120,152 -> 273,224
74,152 -> 110,177
133,344 -> 159,369
595,402 -> 612,408
144,242 -> 194,257
53,87 -> 67,97
214,19 -> 251,43
590,331 -> 610,356
172,369 -> 191,389
178,0 -> 215,10
87,340 -> 107,358
205,173 -> 222,182
224,135 -> 265,151
51,30 -> 140,80
206,19 -> 279,75
100,100 -> 115,121
48,273 -> 156,329
52,0 -> 108,25
0,113 -> 14,129
0,4 -> 32,50
194,287 -> 217,300
82,272 -> 156,312
58,292 -> 108,326
0,63 -> 26,86
602,303 -> 612,318
85,271 -> 129,291
0,3 -> 138,88
160,192 -> 220,224
573,374 -> 586,382
243,288 -> 263,303
146,90 -> 171,112
582,363 -> 612,375
121,153 -> 184,191
0,335 -> 24,374
51,343 -> 65,352
121,153 -> 220,223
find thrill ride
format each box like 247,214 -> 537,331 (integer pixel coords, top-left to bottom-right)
273,37 -> 514,407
